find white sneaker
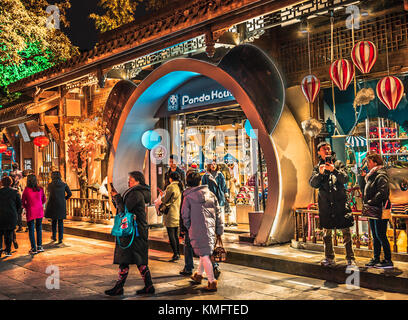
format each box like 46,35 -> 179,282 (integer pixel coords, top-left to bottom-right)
320,258 -> 336,267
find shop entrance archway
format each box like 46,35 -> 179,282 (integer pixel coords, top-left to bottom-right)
105,47 -> 305,245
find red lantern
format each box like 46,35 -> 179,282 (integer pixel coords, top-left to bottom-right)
301,75 -> 320,103
376,76 -> 404,111
351,41 -> 377,74
329,59 -> 354,91
0,144 -> 7,153
33,136 -> 50,148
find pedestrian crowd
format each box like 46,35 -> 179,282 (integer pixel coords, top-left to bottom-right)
0,144 -> 396,298
0,165 -> 72,258
105,155 -> 225,296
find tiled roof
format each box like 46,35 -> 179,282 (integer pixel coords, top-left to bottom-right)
8,0 -> 304,93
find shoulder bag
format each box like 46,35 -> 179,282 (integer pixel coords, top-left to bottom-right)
362,200 -> 390,220
111,206 -> 139,249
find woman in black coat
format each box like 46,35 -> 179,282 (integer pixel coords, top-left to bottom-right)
45,171 -> 72,244
358,152 -> 393,269
0,176 -> 22,257
105,171 -> 155,296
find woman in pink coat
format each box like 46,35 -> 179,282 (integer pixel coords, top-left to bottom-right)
22,174 -> 46,255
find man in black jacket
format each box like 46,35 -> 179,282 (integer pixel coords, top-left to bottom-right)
309,142 -> 355,267
164,155 -> 185,190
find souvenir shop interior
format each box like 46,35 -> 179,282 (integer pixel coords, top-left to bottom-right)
320,76 -> 408,247
170,106 -> 268,230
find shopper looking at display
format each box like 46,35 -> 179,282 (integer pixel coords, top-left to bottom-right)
201,161 -> 229,224
358,153 -> 393,269
309,141 -> 355,267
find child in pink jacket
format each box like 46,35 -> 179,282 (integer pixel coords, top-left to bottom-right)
22,174 -> 46,255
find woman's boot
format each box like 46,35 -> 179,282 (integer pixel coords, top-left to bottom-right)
136,265 -> 155,294
105,265 -> 129,296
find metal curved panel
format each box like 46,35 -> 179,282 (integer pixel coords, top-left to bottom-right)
218,44 -> 285,135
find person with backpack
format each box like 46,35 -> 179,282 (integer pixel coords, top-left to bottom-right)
22,174 -> 46,255
45,171 -> 72,244
105,171 -> 155,296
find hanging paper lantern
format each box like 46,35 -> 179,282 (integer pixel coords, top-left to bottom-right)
301,75 -> 320,103
351,41 -> 377,74
329,59 -> 354,91
33,136 -> 50,148
376,76 -> 404,111
0,144 -> 7,153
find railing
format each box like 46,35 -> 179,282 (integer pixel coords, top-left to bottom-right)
294,207 -> 408,254
67,197 -> 112,221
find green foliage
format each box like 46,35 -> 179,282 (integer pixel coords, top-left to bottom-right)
0,86 -> 21,107
0,42 -> 55,87
0,0 -> 78,71
0,0 -> 78,105
90,0 -> 142,33
90,0 -> 170,33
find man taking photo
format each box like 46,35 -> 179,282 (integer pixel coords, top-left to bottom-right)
309,141 -> 355,267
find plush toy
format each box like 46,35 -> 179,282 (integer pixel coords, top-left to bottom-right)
370,141 -> 379,154
235,193 -> 248,205
392,141 -> 401,154
390,128 -> 397,138
382,141 -> 393,154
369,127 -> 379,139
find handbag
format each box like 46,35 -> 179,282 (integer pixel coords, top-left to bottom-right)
362,200 -> 390,220
111,206 -> 139,249
159,203 -> 170,215
212,236 -> 227,262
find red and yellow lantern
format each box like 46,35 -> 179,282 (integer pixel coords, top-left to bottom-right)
0,144 -> 7,153
301,75 -> 320,103
351,41 -> 377,74
329,59 -> 354,91
376,76 -> 404,111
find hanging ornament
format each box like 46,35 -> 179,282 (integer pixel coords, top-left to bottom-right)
33,136 -> 50,148
351,41 -> 377,74
0,144 -> 7,153
376,76 -> 404,110
329,59 -> 354,91
301,75 -> 320,103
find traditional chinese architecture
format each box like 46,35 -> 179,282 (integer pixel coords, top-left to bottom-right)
1,0 -> 408,247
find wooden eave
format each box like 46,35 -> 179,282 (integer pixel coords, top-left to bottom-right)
8,0 -> 306,94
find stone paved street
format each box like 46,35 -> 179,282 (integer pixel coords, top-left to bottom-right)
1,230 -> 408,300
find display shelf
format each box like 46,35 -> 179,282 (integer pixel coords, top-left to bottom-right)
382,153 -> 408,156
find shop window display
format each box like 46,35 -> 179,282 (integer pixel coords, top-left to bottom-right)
173,114 -> 267,228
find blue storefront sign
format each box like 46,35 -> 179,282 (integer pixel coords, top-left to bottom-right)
163,76 -> 236,113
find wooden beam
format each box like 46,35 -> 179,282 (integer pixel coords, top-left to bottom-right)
44,115 -> 59,124
27,94 -> 60,114
45,122 -> 60,147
